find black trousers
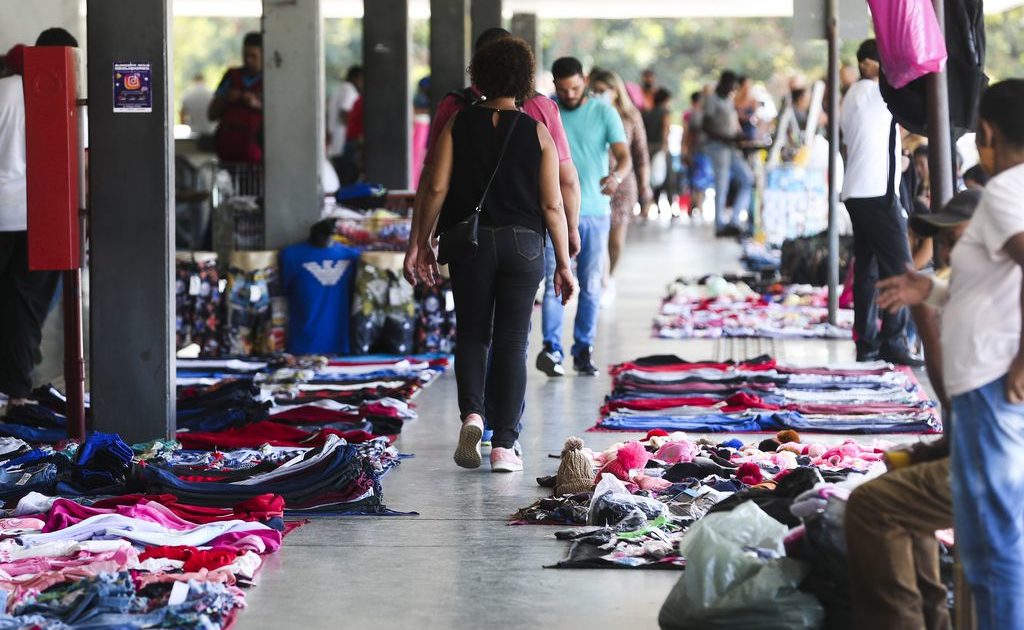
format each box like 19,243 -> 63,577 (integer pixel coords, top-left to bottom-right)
449,225 -> 544,449
846,196 -> 912,357
0,231 -> 60,398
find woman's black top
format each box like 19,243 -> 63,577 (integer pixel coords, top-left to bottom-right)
436,106 -> 544,236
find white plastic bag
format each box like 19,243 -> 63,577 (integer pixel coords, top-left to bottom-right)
658,501 -> 825,629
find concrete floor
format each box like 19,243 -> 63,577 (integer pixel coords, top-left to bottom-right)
233,218 -> 923,630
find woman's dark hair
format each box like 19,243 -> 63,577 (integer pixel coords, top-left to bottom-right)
690,91 -> 702,105
474,27 -> 511,53
979,79 -> 1024,148
470,37 -> 535,102
654,87 -> 672,106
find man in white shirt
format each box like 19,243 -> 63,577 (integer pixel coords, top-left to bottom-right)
840,39 -> 917,365
180,73 -> 214,137
0,28 -> 77,403
877,79 -> 1024,630
326,65 -> 362,180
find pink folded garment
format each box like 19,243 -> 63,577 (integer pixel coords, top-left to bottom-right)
205,529 -> 282,554
43,498 -> 202,533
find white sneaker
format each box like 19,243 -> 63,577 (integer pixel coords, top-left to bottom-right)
600,280 -> 617,307
490,447 -> 524,473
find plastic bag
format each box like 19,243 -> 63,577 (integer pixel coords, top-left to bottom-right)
658,501 -> 825,629
587,473 -> 667,528
868,0 -> 948,89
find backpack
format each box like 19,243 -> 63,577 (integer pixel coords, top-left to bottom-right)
215,69 -> 263,164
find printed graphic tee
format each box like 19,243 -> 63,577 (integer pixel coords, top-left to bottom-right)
280,241 -> 362,355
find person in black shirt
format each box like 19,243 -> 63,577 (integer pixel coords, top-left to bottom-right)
409,37 -> 576,473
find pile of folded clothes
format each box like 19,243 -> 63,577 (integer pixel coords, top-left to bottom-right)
512,430 -> 898,571
595,355 -> 941,434
0,432 -> 289,628
654,277 -> 853,339
0,354 -> 442,626
0,354 -> 447,447
174,354 -> 446,447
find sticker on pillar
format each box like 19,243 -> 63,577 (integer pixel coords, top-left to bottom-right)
113,63 -> 152,113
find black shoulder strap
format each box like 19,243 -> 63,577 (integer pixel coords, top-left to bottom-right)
476,112 -> 521,213
448,87 -> 482,107
886,116 -> 898,206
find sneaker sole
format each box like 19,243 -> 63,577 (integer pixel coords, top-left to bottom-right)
536,355 -> 565,378
453,423 -> 483,469
491,461 -> 524,473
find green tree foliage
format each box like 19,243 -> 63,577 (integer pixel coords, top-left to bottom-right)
984,7 -> 1024,81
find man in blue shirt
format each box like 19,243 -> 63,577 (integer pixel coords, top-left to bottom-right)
538,57 -> 631,377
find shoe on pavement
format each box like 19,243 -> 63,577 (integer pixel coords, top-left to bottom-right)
481,428 -> 493,448
453,416 -> 484,469
491,447 -> 524,473
880,348 -> 926,368
573,347 -> 600,377
856,350 -> 881,363
536,343 -> 565,377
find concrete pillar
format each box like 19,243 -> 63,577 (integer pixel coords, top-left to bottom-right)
429,0 -> 470,112
263,0 -> 324,249
87,0 -> 175,442
363,0 -> 411,189
510,13 -> 539,71
471,0 -> 503,50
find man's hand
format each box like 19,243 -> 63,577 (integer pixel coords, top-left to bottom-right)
1007,355 -> 1024,404
553,266 -> 577,305
877,264 -> 933,312
242,93 -> 262,110
640,185 -> 654,209
567,228 -> 582,258
600,174 -> 621,196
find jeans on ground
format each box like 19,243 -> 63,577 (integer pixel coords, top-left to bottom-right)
705,141 -> 752,231
846,457 -> 953,630
845,196 -> 912,356
542,215 -> 610,357
951,375 -> 1024,630
449,225 -> 545,449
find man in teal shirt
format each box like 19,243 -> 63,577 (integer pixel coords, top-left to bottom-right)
537,57 -> 632,377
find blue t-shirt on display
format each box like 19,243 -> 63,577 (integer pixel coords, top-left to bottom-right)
279,241 -> 361,355
558,98 -> 627,217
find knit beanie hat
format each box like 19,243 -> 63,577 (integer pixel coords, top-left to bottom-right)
555,437 -> 595,496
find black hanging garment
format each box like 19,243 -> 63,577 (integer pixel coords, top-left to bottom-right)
878,0 -> 987,139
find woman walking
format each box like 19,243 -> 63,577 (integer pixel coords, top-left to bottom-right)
407,37 -> 576,472
590,69 -> 651,299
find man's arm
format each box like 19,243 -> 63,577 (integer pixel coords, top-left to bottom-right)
1002,232 -> 1024,403
558,161 -> 581,257
208,72 -> 233,122
600,142 -> 632,197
